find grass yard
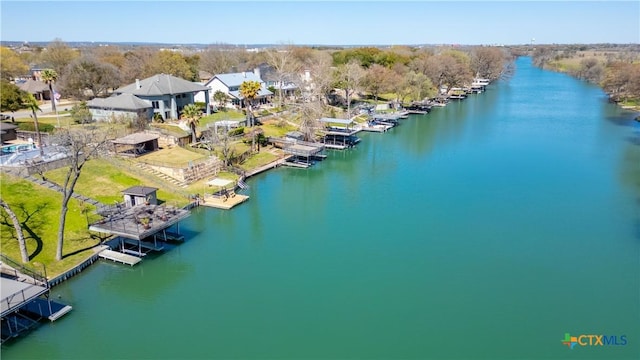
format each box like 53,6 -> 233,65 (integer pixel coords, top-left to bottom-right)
0,173 -> 103,278
239,151 -> 280,171
260,119 -> 298,138
135,146 -> 206,167
199,110 -> 246,128
44,158 -> 191,206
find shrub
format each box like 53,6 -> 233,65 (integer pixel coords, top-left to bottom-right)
228,127 -> 245,136
17,122 -> 55,133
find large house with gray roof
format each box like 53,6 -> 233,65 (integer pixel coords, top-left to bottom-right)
195,69 -> 272,109
113,74 -> 211,120
87,93 -> 154,122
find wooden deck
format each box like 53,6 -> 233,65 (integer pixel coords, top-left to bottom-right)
98,249 -> 142,266
201,193 -> 249,210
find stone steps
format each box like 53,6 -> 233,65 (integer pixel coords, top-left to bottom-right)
22,175 -> 104,207
134,163 -> 189,188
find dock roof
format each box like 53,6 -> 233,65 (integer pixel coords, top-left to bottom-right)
122,186 -> 159,196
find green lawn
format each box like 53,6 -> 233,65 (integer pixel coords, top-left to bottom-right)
0,173 -> 103,278
199,110 -> 246,128
260,120 -> 298,138
239,151 -> 279,171
135,146 -> 206,167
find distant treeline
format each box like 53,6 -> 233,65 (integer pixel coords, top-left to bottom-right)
528,44 -> 640,106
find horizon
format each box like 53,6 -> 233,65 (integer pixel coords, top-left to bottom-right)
1,1 -> 638,46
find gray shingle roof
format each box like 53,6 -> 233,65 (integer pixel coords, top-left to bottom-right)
112,132 -> 159,145
121,186 -> 158,196
17,79 -> 49,94
87,93 -> 152,111
115,74 -> 209,96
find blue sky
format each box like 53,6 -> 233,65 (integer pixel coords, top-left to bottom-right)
1,1 -> 638,45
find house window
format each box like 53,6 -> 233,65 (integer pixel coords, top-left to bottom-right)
152,101 -> 159,109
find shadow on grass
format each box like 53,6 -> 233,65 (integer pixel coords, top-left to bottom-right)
0,202 -> 48,260
62,234 -> 106,259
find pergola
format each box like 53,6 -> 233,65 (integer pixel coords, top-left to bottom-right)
112,133 -> 159,157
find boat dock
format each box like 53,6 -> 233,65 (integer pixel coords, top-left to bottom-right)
201,192 -> 250,210
98,249 -> 142,266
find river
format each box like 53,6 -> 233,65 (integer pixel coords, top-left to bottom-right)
3,57 -> 639,359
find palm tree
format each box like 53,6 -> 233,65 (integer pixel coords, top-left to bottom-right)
239,80 -> 261,127
181,103 -> 202,143
41,69 -> 58,112
23,93 -> 44,156
239,81 -> 262,152
0,199 -> 29,263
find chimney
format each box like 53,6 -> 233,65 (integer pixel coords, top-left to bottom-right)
254,67 -> 261,79
304,69 -> 311,82
135,79 -> 141,89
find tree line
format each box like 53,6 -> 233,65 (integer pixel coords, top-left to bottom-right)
530,44 -> 640,105
2,39 -> 513,110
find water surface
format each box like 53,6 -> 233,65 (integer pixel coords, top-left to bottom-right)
3,57 -> 639,359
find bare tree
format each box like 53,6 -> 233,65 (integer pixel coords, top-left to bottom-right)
39,38 -> 80,75
0,199 -> 29,263
335,60 -> 364,118
362,64 -> 394,103
264,46 -> 302,107
199,47 -> 241,75
60,56 -> 121,99
471,47 -> 507,80
51,126 -> 114,261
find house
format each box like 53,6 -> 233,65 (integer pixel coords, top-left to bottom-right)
256,63 -> 300,100
114,74 -> 211,121
122,186 -> 159,207
195,69 -> 272,109
17,79 -> 52,101
87,93 -> 153,122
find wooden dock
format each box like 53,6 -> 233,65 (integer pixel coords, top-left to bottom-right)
201,193 -> 249,210
98,249 -> 142,266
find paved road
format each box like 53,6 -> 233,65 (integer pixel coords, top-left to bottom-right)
2,100 -> 78,119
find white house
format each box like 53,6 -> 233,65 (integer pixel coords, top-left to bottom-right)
195,69 -> 272,109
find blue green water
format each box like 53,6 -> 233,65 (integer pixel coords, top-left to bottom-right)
3,57 -> 639,359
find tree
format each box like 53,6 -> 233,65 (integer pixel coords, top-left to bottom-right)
239,80 -> 262,126
213,90 -> 228,110
264,46 -> 302,107
181,103 -> 202,143
0,199 -> 29,263
121,47 -> 156,84
70,101 -> 92,124
471,47 -> 506,80
334,60 -> 364,118
52,127 -> 113,261
60,56 -> 121,99
148,50 -> 194,81
22,93 -> 44,157
1,80 -> 27,112
40,69 -> 58,112
239,80 -> 262,152
424,52 -> 472,94
39,39 -> 79,75
90,45 -> 126,69
199,47 -> 242,75
0,47 -> 29,81
362,64 -> 393,102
